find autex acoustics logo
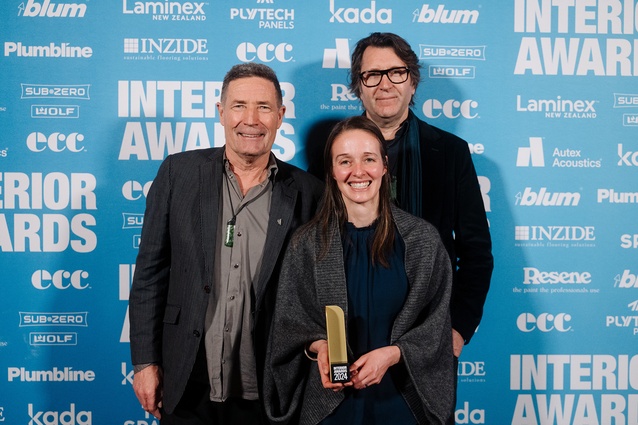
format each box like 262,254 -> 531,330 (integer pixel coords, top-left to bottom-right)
516,137 -> 602,168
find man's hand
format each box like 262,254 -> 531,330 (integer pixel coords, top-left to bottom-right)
133,365 -> 163,419
452,329 -> 464,358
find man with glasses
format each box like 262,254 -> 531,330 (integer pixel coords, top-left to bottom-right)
349,32 -> 493,422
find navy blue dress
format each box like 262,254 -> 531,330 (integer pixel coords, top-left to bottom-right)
320,222 -> 417,425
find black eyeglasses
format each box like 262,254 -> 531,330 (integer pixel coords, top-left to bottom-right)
359,67 -> 410,87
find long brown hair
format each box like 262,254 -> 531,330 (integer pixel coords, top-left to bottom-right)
311,115 -> 395,267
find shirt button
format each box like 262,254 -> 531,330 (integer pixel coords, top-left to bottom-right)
225,327 -> 229,332
229,295 -> 235,300
193,330 -> 200,338
233,263 -> 239,269
203,285 -> 211,293
236,231 -> 242,237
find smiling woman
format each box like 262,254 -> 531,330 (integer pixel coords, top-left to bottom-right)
265,116 -> 455,425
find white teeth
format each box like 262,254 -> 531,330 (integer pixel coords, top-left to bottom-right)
350,182 -> 370,189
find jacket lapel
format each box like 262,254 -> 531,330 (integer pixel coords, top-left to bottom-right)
253,174 -> 296,307
200,150 -> 224,281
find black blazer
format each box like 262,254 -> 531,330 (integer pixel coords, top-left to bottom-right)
416,118 -> 493,344
129,147 -> 323,414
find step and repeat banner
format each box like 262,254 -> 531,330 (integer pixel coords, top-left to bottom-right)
1,0 -> 637,424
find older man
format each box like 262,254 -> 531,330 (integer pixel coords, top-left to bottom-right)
129,63 -> 323,424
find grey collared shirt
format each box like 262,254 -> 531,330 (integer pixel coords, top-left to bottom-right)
204,153 -> 277,402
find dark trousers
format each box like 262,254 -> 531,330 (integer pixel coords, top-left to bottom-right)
160,343 -> 264,425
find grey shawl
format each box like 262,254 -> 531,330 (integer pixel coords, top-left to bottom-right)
264,205 -> 455,424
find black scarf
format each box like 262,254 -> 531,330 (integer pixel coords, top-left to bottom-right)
387,110 -> 423,218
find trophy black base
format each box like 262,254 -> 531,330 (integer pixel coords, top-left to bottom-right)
330,363 -> 350,383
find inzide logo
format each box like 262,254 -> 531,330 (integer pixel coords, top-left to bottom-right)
19,0 -> 87,18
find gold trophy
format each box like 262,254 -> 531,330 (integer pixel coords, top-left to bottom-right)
325,305 -> 350,383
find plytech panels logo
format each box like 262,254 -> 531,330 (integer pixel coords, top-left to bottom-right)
605,301 -> 638,335
229,6 -> 294,29
18,0 -> 87,18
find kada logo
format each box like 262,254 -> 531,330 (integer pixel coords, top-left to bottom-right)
26,132 -> 85,152
615,270 -> 638,288
236,42 -> 292,63
32,270 -> 90,290
517,312 -> 572,332
422,99 -> 478,119
517,137 -> 545,167
618,144 -> 638,166
514,187 -> 580,206
322,38 -> 350,69
329,0 -> 392,24
121,362 -> 133,385
28,403 -> 91,425
18,0 -> 87,18
412,5 -> 479,24
455,402 -> 485,424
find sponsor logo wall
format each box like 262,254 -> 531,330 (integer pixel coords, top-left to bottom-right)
1,1 -> 636,423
